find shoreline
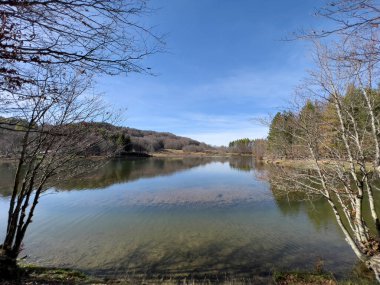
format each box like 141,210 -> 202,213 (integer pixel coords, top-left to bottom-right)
263,158 -> 375,171
0,150 -> 262,163
4,263 -> 375,285
151,149 -> 230,158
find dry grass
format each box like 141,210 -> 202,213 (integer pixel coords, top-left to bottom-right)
264,158 -> 375,172
153,149 -> 228,158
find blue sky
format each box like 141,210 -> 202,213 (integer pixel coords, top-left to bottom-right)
98,0 -> 324,146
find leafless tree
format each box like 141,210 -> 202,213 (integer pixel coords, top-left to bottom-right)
269,38 -> 380,280
312,1 -> 379,37
252,139 -> 267,160
0,67 -> 116,278
0,0 -> 163,279
0,0 -> 162,84
272,1 -> 380,279
0,0 -> 163,133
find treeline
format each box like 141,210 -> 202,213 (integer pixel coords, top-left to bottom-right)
0,120 -> 214,157
228,138 -> 252,153
228,84 -> 380,162
267,86 -> 380,160
228,138 -> 267,159
85,122 -> 214,155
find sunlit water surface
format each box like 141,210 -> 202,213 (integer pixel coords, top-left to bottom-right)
0,157 -> 357,278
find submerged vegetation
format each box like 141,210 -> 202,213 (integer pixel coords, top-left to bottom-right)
2,263 -> 377,285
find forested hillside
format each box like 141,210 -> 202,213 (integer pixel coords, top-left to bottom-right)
0,120 -> 214,158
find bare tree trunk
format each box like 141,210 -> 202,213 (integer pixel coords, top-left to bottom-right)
326,199 -> 367,261
365,179 -> 380,233
0,249 -> 18,280
360,72 -> 380,176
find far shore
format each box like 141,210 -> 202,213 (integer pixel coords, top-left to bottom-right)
0,149 -> 234,163
3,152 -> 376,173
152,149 -> 230,158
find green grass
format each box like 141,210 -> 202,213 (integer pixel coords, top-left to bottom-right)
12,264 -> 103,284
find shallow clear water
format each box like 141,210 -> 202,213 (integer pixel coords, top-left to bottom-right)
0,157 -> 357,278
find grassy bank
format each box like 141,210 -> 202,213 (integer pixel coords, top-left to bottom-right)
264,158 -> 375,172
152,149 -> 260,158
264,158 -> 321,170
152,149 -> 229,158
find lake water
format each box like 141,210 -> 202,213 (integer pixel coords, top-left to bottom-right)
0,157 -> 358,280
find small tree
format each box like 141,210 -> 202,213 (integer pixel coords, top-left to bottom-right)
251,139 -> 267,160
267,112 -> 296,159
302,0 -> 380,175
0,0 -> 162,280
0,67 -> 114,278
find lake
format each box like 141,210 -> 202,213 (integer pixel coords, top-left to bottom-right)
0,156 -> 358,280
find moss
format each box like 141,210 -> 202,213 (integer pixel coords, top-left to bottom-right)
274,271 -> 337,285
15,265 -> 103,284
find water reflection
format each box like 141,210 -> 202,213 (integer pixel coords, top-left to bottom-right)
228,155 -> 266,173
0,157 -> 230,196
0,162 -> 17,196
60,157 -> 229,190
0,156 -> 358,279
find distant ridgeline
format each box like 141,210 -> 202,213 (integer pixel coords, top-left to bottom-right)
228,138 -> 267,159
0,119 -> 214,157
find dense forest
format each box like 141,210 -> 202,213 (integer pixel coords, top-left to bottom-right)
266,86 -> 380,161
228,138 -> 267,159
226,86 -> 380,161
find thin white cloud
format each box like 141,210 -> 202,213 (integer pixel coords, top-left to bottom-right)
124,113 -> 268,146
103,68 -> 304,113
190,69 -> 300,100
99,68 -> 304,145
181,125 -> 269,147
